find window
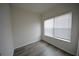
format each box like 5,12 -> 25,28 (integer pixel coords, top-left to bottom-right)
44,12 -> 72,42
44,18 -> 54,37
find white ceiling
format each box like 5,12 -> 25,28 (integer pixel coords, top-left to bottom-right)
11,3 -> 59,14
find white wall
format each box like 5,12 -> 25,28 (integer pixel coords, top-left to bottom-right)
76,7 -> 79,56
77,39 -> 79,55
41,4 -> 79,55
11,6 -> 41,49
0,4 -> 14,56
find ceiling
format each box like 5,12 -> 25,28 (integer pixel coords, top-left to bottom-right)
11,3 -> 59,14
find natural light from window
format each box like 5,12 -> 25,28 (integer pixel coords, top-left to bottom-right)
44,12 -> 72,42
44,18 -> 54,37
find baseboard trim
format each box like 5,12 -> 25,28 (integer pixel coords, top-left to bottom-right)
42,40 -> 74,56
13,40 -> 41,55
13,40 -> 74,56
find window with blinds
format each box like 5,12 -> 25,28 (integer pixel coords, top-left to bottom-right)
44,12 -> 72,42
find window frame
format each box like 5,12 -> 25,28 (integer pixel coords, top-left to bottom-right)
44,12 -> 72,42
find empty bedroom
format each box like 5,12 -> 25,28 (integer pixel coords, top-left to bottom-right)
0,3 -> 79,56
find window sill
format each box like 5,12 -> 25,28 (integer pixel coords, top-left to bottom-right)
44,35 -> 71,43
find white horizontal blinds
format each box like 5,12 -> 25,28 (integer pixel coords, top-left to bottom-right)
54,12 -> 72,40
44,12 -> 72,41
44,18 -> 54,37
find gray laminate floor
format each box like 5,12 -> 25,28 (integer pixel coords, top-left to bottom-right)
14,40 -> 72,56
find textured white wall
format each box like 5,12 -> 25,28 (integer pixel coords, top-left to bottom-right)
11,7 -> 41,49
42,4 -> 79,55
0,4 -> 14,56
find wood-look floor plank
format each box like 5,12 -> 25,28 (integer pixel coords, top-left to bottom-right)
14,40 -> 73,56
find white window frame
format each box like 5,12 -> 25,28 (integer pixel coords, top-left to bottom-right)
44,12 -> 72,42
